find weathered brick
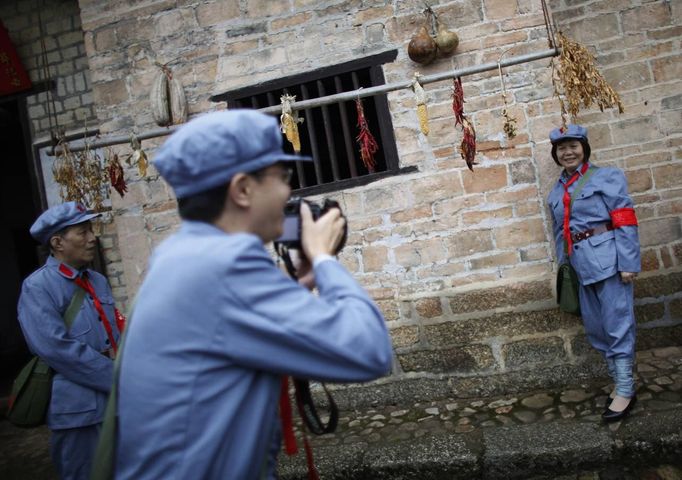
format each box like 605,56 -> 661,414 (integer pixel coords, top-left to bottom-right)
652,54 -> 682,83
415,297 -> 442,319
445,229 -> 494,258
470,252 -> 518,270
639,217 -> 682,248
635,301 -> 665,325
493,218 -> 546,249
362,245 -> 388,272
653,164 -> 682,190
449,280 -> 552,314
625,168 -> 653,193
634,271 -> 682,299
640,249 -> 660,272
483,0 -> 518,20
398,344 -> 495,373
621,3 -> 672,33
502,337 -> 566,369
462,165 -> 507,194
462,206 -> 513,226
390,325 -> 420,348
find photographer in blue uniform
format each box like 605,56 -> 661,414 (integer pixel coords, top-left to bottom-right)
115,110 -> 393,479
18,202 -> 123,479
547,124 -> 640,422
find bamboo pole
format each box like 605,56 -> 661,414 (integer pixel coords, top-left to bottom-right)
48,48 -> 558,156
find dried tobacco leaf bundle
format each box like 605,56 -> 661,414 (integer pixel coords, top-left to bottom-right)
552,31 -> 624,125
53,138 -> 107,211
355,98 -> 379,173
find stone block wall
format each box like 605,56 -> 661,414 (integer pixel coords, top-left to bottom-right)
4,0 -> 681,403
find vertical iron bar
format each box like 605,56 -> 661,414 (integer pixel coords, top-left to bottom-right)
300,84 -> 324,184
317,80 -> 340,182
334,75 -> 358,178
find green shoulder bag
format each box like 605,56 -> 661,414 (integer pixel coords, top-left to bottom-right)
6,287 -> 86,427
556,166 -> 597,316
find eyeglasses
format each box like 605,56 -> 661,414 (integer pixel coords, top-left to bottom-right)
253,167 -> 293,184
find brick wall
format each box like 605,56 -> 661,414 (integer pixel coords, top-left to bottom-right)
5,0 -> 682,404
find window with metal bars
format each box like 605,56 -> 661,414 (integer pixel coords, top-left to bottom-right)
211,50 -> 415,196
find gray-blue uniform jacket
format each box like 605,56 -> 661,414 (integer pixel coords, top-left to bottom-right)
547,164 -> 641,284
17,255 -> 120,430
116,221 -> 393,479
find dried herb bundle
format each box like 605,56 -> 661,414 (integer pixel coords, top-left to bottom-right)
355,98 -> 379,173
53,138 -> 107,211
502,109 -> 517,139
552,31 -> 624,125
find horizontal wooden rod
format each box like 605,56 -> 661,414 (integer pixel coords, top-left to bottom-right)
46,48 -> 558,156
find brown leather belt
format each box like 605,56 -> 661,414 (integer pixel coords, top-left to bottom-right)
571,222 -> 614,244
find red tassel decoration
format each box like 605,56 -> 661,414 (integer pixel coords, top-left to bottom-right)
355,98 -> 379,173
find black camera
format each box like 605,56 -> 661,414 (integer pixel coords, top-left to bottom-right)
275,197 -> 347,254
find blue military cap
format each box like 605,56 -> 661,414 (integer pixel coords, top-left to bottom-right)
153,110 -> 311,198
30,201 -> 100,244
549,124 -> 588,144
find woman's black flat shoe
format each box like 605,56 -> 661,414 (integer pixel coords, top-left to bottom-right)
602,395 -> 637,423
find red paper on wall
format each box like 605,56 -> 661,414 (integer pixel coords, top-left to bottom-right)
0,20 -> 32,96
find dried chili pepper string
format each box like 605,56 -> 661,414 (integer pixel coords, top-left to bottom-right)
451,77 -> 477,171
355,98 -> 378,173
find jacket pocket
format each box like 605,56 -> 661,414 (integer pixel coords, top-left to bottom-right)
588,230 -> 616,270
51,375 -> 97,414
67,301 -> 92,337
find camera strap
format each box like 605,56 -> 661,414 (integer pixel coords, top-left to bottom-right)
293,379 -> 339,435
276,244 -> 299,279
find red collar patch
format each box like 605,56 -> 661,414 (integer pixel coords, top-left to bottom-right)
58,263 -> 77,279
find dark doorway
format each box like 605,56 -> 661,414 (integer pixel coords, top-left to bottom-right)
0,98 -> 42,383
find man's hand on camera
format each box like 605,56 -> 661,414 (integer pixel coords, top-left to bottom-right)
301,202 -> 346,261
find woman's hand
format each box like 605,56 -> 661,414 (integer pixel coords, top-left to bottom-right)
620,271 -> 637,283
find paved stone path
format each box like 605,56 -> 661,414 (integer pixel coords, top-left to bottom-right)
1,346 -> 681,479
301,347 -> 682,449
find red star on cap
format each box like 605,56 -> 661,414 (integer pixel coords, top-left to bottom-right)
76,203 -> 85,212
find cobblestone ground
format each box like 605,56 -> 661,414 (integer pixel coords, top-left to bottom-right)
1,346 -> 681,479
307,347 -> 682,448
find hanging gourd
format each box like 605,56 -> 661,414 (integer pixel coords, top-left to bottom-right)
435,21 -> 459,56
150,63 -> 188,127
280,94 -> 303,153
408,24 -> 438,65
412,73 -> 429,136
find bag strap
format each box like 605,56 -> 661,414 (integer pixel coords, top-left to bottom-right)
563,166 -> 598,255
569,165 -> 598,209
90,311 -> 130,480
64,286 -> 86,330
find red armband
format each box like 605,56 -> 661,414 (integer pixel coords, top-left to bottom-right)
610,208 -> 638,228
